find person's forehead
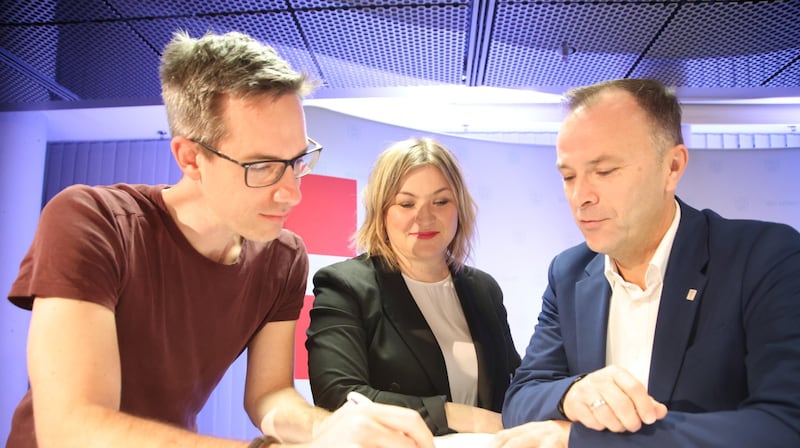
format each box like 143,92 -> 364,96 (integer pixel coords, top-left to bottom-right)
557,103 -> 653,165
562,92 -> 648,138
219,94 -> 308,159
399,165 -> 448,185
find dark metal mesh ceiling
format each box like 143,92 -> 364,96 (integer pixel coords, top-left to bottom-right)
1,0 -> 798,110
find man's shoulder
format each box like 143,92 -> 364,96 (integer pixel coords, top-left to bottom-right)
696,206 -> 800,246
671,203 -> 800,274
37,184 -> 167,233
48,183 -> 162,214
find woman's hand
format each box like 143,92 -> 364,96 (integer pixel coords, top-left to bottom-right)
444,402 -> 503,434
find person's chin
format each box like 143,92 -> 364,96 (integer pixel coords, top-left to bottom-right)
583,237 -> 607,254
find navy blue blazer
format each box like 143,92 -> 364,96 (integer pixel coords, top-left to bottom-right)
503,199 -> 800,446
306,255 -> 520,435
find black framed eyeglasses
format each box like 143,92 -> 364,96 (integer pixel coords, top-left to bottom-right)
190,137 -> 323,188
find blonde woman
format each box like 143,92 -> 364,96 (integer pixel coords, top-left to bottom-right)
306,137 -> 520,436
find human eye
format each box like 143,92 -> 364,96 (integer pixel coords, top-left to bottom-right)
246,161 -> 283,184
596,167 -> 618,177
433,198 -> 451,206
248,161 -> 281,175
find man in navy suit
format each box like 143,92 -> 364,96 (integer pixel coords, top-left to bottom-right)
494,79 -> 800,447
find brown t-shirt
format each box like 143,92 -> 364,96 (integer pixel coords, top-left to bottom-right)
7,184 -> 307,447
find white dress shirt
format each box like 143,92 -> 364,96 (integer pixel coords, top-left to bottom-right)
604,201 -> 681,389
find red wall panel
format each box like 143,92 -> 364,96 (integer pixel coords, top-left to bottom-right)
285,174 -> 358,257
285,174 -> 357,379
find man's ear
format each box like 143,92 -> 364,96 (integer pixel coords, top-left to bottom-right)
666,143 -> 689,193
171,136 -> 203,181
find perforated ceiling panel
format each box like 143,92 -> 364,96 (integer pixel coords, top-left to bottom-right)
485,2 -> 678,88
1,0 -> 798,110
297,5 -> 471,88
0,19 -> 59,103
631,1 -> 800,87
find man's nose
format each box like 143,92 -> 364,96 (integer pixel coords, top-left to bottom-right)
272,166 -> 301,207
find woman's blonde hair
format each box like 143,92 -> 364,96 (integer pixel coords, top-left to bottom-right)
354,137 -> 477,272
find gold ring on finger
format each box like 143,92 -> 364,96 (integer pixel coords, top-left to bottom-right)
590,399 -> 607,409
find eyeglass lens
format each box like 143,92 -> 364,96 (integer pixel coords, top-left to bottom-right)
246,149 -> 320,187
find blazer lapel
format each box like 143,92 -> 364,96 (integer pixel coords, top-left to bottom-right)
377,269 -> 451,396
648,200 -> 709,402
575,254 -> 611,373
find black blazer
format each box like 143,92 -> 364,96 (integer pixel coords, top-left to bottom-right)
306,255 -> 521,435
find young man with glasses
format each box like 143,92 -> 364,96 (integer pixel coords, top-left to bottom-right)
6,31 -> 433,448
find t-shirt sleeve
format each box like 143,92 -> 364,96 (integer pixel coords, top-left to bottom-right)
264,231 -> 309,323
9,185 -> 125,311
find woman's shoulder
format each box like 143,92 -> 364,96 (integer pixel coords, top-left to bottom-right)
454,265 -> 502,292
456,264 -> 496,280
314,254 -> 394,285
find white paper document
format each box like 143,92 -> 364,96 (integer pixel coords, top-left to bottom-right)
434,432 -> 494,448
